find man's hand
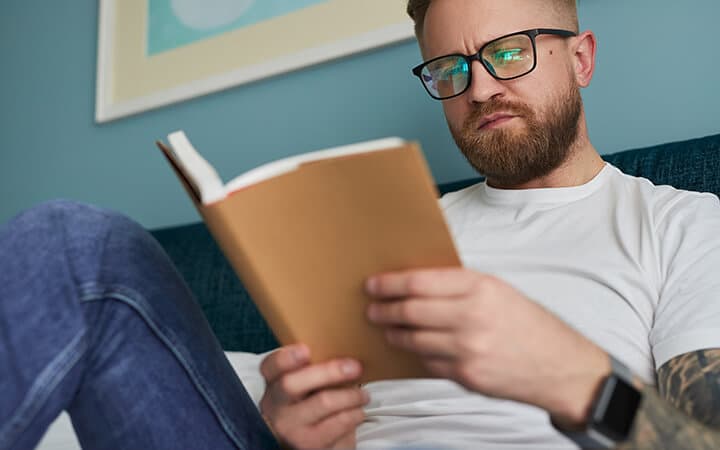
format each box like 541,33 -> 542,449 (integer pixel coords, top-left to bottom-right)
259,344 -> 369,449
365,268 -> 611,427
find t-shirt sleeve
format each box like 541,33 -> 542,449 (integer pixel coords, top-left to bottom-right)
650,191 -> 720,370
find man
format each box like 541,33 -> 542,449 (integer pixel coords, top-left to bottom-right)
1,1 -> 719,450
254,0 -> 720,448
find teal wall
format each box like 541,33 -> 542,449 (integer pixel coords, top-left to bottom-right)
2,1 -> 719,229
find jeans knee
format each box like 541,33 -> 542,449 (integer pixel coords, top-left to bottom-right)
5,200 -> 144,246
2,200 -> 163,284
3,200 -> 193,324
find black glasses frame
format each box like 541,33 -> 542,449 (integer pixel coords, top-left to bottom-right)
411,28 -> 578,100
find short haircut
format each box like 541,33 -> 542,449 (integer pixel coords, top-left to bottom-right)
407,0 -> 579,40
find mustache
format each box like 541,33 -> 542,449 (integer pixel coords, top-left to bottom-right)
464,100 -> 534,127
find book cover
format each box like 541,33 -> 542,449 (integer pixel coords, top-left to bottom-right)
157,132 -> 461,383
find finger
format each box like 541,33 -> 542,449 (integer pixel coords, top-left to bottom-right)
331,429 -> 358,449
266,388 -> 367,448
367,297 -> 463,328
260,344 -> 310,384
268,358 -> 363,404
383,327 -> 458,358
366,268 -> 477,299
300,387 -> 370,424
311,407 -> 366,448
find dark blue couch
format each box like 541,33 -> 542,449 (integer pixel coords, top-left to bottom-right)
150,133 -> 720,354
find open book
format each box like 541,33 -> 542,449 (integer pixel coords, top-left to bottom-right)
157,131 -> 461,383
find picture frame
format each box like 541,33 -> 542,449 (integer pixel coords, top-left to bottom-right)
95,0 -> 415,123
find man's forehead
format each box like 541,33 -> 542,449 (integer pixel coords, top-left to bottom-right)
422,0 -> 558,55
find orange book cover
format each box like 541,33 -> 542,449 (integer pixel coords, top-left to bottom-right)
157,132 -> 461,383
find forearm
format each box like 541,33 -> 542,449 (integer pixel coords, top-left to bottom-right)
618,385 -> 719,450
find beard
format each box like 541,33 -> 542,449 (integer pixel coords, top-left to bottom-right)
449,83 -> 583,187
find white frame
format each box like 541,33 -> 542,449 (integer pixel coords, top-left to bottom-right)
95,0 -> 415,123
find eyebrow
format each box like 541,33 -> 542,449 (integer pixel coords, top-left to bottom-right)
426,30 -> 512,60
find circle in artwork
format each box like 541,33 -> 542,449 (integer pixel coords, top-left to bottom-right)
170,0 -> 255,30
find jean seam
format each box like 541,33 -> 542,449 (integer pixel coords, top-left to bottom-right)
0,328 -> 86,450
79,283 -> 248,450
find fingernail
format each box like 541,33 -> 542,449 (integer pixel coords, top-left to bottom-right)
362,390 -> 370,403
341,360 -> 360,375
365,277 -> 377,294
292,345 -> 308,362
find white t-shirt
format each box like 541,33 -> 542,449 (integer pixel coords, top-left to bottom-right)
356,163 -> 720,449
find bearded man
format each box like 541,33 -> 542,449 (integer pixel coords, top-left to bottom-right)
3,1 -> 720,449
257,1 -> 720,448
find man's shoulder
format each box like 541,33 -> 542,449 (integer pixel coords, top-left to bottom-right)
607,164 -> 720,224
612,164 -> 720,218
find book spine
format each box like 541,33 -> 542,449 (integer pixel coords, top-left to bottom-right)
156,141 -> 202,205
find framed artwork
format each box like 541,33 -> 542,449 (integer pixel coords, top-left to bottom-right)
95,0 -> 415,123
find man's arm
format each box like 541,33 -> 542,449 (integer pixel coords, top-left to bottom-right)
363,268 -> 720,449
619,349 -> 720,449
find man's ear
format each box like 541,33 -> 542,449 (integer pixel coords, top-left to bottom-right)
417,35 -> 429,61
572,30 -> 597,88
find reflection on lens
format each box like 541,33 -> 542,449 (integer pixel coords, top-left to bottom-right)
482,34 -> 534,79
422,56 -> 469,98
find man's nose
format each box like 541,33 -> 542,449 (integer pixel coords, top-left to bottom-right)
465,60 -> 507,104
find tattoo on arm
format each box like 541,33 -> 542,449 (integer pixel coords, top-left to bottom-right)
618,349 -> 720,450
658,349 -> 720,427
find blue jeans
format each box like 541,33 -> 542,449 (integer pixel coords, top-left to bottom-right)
0,201 -> 277,450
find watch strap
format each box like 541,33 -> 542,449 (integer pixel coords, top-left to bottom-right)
554,355 -> 640,449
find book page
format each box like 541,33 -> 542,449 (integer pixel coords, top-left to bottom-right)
167,131 -> 227,204
166,131 -> 405,204
224,137 -> 405,194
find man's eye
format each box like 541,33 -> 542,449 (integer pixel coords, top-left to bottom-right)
434,62 -> 466,80
493,48 -> 523,64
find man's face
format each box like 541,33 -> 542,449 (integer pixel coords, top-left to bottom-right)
421,0 -> 583,186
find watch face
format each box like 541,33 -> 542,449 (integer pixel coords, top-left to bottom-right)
596,376 -> 643,441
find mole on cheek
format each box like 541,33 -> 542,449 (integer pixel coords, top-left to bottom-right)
549,50 -> 554,55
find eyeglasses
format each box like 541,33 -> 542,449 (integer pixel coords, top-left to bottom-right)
411,28 -> 577,100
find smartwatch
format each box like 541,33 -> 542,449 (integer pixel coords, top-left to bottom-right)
554,355 -> 643,449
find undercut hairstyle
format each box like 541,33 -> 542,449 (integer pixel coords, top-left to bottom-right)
407,0 -> 579,40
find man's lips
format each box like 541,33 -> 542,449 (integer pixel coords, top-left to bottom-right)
477,113 -> 519,130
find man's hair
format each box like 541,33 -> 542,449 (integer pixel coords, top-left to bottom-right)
407,0 -> 579,39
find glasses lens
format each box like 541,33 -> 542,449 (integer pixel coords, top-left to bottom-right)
420,56 -> 469,99
482,33 -> 534,79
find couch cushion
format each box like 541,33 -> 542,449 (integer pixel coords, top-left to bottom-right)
603,134 -> 720,195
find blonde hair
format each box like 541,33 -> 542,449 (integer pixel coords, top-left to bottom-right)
407,0 -> 579,38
